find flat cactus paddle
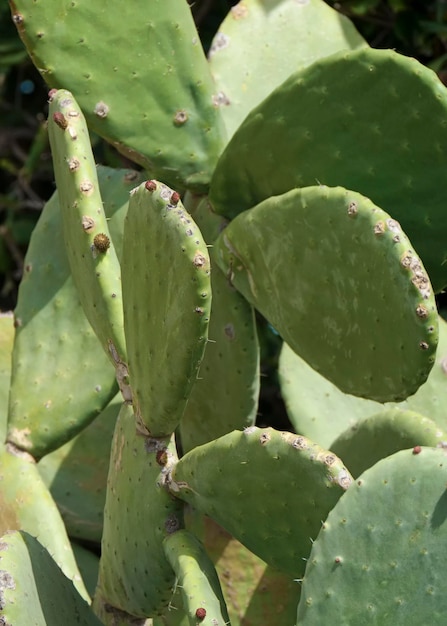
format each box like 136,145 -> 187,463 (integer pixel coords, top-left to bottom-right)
94,403 -> 183,618
121,182 -> 211,437
0,530 -> 101,625
38,393 -> 121,544
214,186 -> 438,402
297,447 -> 447,625
279,314 -> 447,447
163,529 -> 230,626
11,0 -> 227,191
210,47 -> 447,292
47,90 -> 127,376
179,197 -> 260,453
209,0 -> 366,137
0,445 -> 89,601
169,426 -> 352,579
330,408 -> 447,478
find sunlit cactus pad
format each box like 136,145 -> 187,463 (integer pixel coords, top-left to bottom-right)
169,426 -> 352,578
297,447 -> 447,625
210,47 -> 447,291
214,185 -> 438,402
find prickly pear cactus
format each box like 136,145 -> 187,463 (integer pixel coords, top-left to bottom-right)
0,530 -> 102,625
11,0 -> 227,190
214,186 -> 438,401
297,447 -> 447,624
121,182 -> 212,437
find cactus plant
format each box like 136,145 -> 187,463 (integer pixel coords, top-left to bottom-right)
5,0 -> 447,624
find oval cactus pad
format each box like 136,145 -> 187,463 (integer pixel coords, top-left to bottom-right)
169,427 -> 352,578
122,182 -> 211,437
214,186 -> 438,402
210,47 -> 447,291
297,447 -> 447,625
12,0 -> 226,191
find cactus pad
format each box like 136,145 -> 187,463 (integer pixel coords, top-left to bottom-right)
214,186 -> 438,402
11,0 -> 226,191
179,197 -> 259,452
0,445 -> 88,601
38,393 -> 121,544
47,90 -> 127,372
209,0 -> 366,137
210,47 -> 447,291
297,447 -> 447,624
163,529 -> 230,626
331,408 -> 447,478
95,403 -> 183,617
0,530 -> 101,625
279,313 -> 447,447
121,182 -> 211,437
169,426 -> 352,578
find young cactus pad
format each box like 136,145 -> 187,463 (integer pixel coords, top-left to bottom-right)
208,0 -> 366,137
209,47 -> 447,291
94,403 -> 183,618
47,90 -> 127,373
297,447 -> 447,625
214,185 -> 438,402
163,529 -> 230,626
169,426 -> 352,578
11,0 -> 227,191
0,530 -> 102,626
330,408 -> 447,478
121,181 -> 211,437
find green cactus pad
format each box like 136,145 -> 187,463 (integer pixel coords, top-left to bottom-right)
169,427 -> 352,578
6,164 -> 139,459
94,403 -> 183,617
0,313 -> 14,442
38,393 -> 121,544
0,531 -> 101,625
179,197 -> 259,452
12,0 -> 226,191
210,47 -> 447,292
214,186 -> 438,402
279,314 -> 447,447
121,182 -> 211,437
71,541 -> 100,600
279,341 -> 380,448
331,408 -> 447,478
297,447 -> 447,625
0,445 -> 89,601
163,529 -> 230,626
209,0 -> 366,137
48,90 -> 127,372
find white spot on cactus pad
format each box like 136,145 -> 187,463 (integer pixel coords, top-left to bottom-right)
94,101 -> 110,118
79,180 -> 94,195
400,251 -> 431,299
212,92 -> 231,107
231,3 -> 249,19
68,157 -> 80,172
386,218 -> 401,234
209,32 -> 230,58
335,469 -> 352,490
81,215 -> 95,232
